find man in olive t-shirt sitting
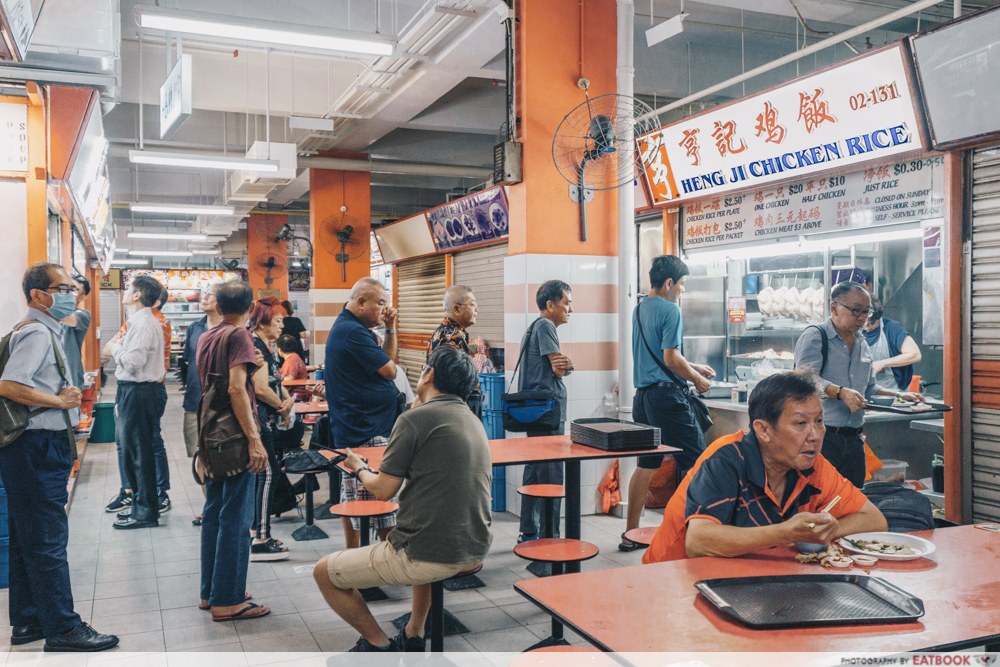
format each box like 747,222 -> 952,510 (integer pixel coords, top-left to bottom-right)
313,346 -> 493,653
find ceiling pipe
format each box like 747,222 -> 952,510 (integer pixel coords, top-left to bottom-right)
639,0 -> 948,122
299,156 -> 492,178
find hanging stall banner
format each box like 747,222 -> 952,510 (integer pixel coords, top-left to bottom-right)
98,268 -> 121,290
681,155 -> 944,251
427,186 -> 509,252
122,268 -> 246,300
638,45 -> 925,205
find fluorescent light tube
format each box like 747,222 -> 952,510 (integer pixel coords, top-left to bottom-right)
129,150 -> 280,172
646,13 -> 688,47
289,116 -> 334,132
129,250 -> 194,257
128,232 -> 208,241
130,203 -> 235,216
136,5 -> 395,57
111,259 -> 152,266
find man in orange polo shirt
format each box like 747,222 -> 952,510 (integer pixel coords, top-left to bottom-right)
644,371 -> 886,564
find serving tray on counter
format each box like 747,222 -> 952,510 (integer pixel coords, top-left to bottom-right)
864,401 -> 952,414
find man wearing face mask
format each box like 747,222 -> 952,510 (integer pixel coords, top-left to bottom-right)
0,263 -> 119,651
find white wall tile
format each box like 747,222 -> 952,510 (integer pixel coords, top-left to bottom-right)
569,255 -> 598,285
594,256 -> 619,285
561,313 -> 617,343
503,254 -> 527,285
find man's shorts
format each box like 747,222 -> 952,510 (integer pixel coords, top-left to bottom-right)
325,540 -> 479,590
340,436 -> 397,531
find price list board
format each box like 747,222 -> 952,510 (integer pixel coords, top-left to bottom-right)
681,156 -> 944,251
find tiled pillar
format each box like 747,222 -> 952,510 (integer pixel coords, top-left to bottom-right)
503,0 -> 620,517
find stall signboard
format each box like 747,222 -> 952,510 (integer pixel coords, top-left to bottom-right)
122,268 -> 246,298
160,54 -> 192,139
681,155 -> 944,251
0,102 -> 27,172
638,46 -> 924,205
99,268 -> 121,290
427,186 -> 509,252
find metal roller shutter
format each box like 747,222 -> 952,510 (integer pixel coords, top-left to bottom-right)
397,255 -> 447,387
970,145 -> 1000,521
453,242 -> 507,350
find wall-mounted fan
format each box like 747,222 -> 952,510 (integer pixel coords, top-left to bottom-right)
253,218 -> 282,250
317,211 -> 366,282
215,257 -> 241,271
552,89 -> 658,241
251,252 -> 287,288
275,223 -> 314,262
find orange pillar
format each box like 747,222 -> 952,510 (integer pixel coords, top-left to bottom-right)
503,0 -> 619,509
246,214 -> 289,299
83,264 -> 101,388
308,168 -> 371,348
25,85 -> 46,264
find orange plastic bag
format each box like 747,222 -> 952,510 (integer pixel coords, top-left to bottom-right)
645,455 -> 678,509
597,460 -> 621,514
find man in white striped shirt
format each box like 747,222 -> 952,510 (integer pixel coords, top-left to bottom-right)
105,274 -> 166,529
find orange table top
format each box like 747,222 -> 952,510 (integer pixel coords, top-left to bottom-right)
293,401 -> 328,414
515,524 -> 1000,653
320,435 -> 675,470
328,500 -> 399,518
282,378 -> 320,387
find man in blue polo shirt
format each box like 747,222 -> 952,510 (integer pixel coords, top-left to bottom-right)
326,277 -> 400,547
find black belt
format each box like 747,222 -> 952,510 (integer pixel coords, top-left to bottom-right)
827,425 -> 863,436
641,382 -> 688,392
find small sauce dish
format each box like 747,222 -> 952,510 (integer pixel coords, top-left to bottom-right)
850,554 -> 879,567
828,557 -> 853,568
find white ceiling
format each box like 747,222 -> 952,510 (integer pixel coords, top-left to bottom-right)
7,0 -> 998,262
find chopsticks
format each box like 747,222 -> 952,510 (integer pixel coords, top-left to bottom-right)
805,495 -> 841,528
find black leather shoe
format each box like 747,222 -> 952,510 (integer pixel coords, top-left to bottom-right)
116,509 -> 132,520
44,623 -> 119,652
112,518 -> 158,530
11,624 -> 43,645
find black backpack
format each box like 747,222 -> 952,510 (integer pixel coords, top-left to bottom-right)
862,481 -> 934,532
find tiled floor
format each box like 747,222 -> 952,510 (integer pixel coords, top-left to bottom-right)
0,378 -> 662,654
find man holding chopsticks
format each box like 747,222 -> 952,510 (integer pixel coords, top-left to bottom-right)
643,371 -> 887,563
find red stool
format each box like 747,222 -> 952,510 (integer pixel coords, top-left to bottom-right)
517,484 -> 565,540
514,538 -> 599,649
329,500 -> 398,601
428,563 -> 482,652
623,526 -> 657,549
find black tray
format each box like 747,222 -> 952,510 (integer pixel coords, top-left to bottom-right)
695,574 -> 924,629
865,401 -> 953,415
570,418 -> 660,451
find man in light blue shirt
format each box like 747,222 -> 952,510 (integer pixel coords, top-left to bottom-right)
793,282 -> 923,486
621,255 -> 715,552
0,263 -> 118,651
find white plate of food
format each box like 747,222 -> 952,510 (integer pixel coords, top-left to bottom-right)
838,532 -> 936,561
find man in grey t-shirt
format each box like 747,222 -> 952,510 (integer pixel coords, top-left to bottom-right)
315,346 -> 492,653
517,280 -> 574,543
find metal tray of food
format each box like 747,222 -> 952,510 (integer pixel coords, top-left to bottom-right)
694,574 -> 924,629
570,418 -> 660,452
864,400 -> 953,414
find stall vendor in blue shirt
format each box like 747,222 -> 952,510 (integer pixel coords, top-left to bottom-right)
862,297 -> 922,392
793,282 -> 922,487
325,277 -> 401,548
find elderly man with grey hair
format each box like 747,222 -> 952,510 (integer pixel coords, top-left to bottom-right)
793,281 -> 923,487
427,284 -> 483,416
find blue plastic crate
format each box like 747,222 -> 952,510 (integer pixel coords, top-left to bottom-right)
478,373 -> 505,412
491,466 -> 506,512
0,536 -> 8,589
482,409 -> 505,440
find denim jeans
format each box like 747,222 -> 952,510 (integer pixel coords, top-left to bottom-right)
518,425 -> 565,538
117,381 -> 166,522
0,429 -> 82,637
200,471 -> 254,606
116,383 -> 169,493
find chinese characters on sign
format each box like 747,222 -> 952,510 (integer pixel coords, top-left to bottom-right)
427,187 -> 509,252
681,156 -> 943,251
638,46 -> 923,204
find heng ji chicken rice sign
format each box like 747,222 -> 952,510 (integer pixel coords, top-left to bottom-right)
637,45 -> 925,206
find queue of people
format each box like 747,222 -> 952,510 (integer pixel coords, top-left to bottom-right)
0,261 -> 920,653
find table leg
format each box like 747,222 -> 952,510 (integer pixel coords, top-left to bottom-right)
565,460 -> 581,574
359,515 -> 388,602
314,469 -> 340,520
291,472 -> 328,541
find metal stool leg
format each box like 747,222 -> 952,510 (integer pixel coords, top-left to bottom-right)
525,560 -> 570,650
429,580 -> 444,652
359,515 -> 388,602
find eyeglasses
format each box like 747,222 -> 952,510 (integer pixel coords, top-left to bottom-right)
46,284 -> 79,295
834,301 -> 873,318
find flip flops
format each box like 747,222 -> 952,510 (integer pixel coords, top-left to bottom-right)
618,532 -> 643,552
211,602 -> 270,622
199,592 -> 252,611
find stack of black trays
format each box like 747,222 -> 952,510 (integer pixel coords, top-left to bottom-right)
570,418 -> 660,452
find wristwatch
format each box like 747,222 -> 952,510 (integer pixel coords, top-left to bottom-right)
353,465 -> 374,479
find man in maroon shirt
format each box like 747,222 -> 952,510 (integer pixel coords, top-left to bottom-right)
195,280 -> 270,622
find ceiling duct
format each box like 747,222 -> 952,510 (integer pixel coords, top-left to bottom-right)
229,141 -> 298,200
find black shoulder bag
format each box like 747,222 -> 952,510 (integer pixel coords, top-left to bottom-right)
501,318 -> 561,433
636,301 -> 713,434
